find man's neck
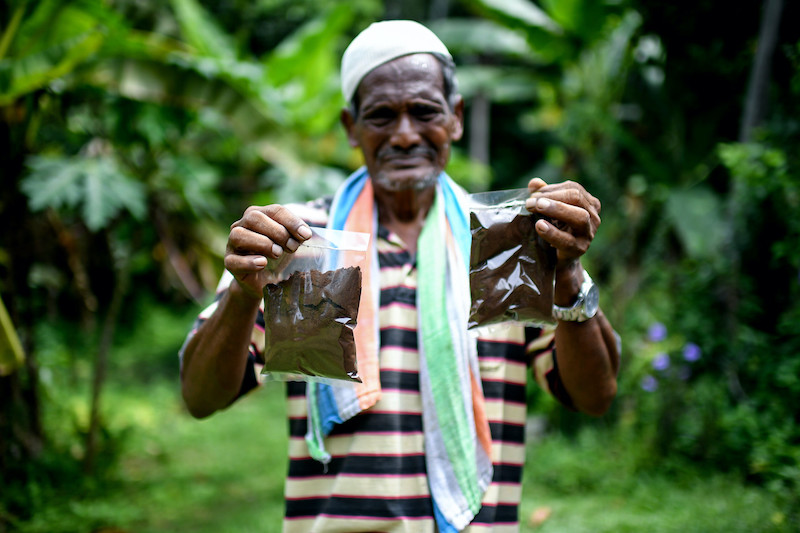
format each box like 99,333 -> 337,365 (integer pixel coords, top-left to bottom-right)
374,186 -> 435,254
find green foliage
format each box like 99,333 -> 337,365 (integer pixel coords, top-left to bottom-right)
467,0 -> 560,34
22,154 -> 147,231
170,0 -> 238,60
663,186 -> 725,261
430,18 -> 537,61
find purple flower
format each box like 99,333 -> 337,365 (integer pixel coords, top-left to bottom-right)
641,375 -> 659,392
682,342 -> 701,362
652,352 -> 670,371
647,322 -> 667,342
677,365 -> 692,381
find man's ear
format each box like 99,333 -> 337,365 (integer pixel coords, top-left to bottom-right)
340,108 -> 360,148
450,96 -> 465,142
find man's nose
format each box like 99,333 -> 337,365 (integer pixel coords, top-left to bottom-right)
389,113 -> 421,149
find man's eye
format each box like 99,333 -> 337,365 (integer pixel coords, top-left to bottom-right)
363,108 -> 394,123
412,105 -> 442,121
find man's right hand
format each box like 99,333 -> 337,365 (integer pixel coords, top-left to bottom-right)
224,205 -> 313,300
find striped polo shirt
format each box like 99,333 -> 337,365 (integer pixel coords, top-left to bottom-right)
182,197 -> 572,532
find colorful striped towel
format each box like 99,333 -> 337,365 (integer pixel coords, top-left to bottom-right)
305,167 -> 493,531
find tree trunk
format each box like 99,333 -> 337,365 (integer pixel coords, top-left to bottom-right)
429,0 -> 450,20
470,91 -> 491,166
724,0 -> 784,401
739,0 -> 783,142
0,100 -> 45,518
83,235 -> 131,475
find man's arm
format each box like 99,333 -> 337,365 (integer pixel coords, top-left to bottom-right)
551,263 -> 619,416
181,282 -> 261,418
180,205 -> 312,418
526,178 -> 620,416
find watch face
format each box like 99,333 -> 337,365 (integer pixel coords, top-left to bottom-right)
584,283 -> 600,317
552,271 -> 600,321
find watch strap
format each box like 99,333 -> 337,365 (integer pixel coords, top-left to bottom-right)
552,270 -> 598,322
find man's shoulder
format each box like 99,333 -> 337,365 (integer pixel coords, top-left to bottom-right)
284,196 -> 333,227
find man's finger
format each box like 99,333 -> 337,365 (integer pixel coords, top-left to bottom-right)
225,253 -> 268,273
228,226 -> 284,259
528,177 -> 548,193
528,198 -> 598,236
263,205 -> 314,243
535,218 -> 589,260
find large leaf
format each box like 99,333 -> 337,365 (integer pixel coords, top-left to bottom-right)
263,4 -> 354,133
665,187 -> 726,260
428,18 -> 539,59
22,154 -> 146,232
7,1 -> 101,54
0,0 -> 128,104
455,65 -> 539,102
540,0 -> 607,40
84,53 -> 281,136
0,31 -> 104,105
466,0 -> 561,33
461,0 -> 573,63
169,0 -> 237,60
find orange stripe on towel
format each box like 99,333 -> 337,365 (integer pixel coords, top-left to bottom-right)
470,369 -> 492,458
343,179 -> 382,411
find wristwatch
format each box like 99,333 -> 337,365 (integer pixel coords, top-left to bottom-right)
552,270 -> 599,322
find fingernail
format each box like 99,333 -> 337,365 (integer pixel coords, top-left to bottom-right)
298,225 -> 312,240
286,238 -> 299,252
537,198 -> 551,209
253,256 -> 267,267
272,243 -> 282,256
536,219 -> 549,232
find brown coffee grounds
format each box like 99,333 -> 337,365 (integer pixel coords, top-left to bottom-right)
468,212 -> 557,329
263,266 -> 362,382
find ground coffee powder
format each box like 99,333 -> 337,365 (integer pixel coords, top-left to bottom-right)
468,212 -> 557,329
262,266 -> 362,382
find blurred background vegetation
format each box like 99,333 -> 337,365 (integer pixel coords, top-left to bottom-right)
1,0 -> 798,531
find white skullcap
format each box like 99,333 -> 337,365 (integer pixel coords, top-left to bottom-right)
341,20 -> 452,103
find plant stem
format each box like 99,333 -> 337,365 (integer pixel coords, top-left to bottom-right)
0,4 -> 26,61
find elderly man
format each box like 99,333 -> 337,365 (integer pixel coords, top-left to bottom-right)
180,20 -> 619,532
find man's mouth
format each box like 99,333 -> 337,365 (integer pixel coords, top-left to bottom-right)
384,155 -> 430,168
378,147 -> 436,167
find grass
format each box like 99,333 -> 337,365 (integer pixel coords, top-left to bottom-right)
112,382 -> 289,533
13,376 -> 793,533
519,430 -> 791,532
13,380 -> 289,533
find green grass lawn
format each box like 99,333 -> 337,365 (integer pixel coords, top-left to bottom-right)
519,432 -> 791,533
13,376 -> 793,533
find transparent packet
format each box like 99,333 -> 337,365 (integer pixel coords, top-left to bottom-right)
467,188 -> 557,329
260,226 -> 370,384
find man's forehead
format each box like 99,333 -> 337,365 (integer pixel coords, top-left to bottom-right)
364,54 -> 443,85
357,55 -> 446,104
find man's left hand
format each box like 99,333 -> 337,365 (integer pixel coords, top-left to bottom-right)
524,177 -> 601,270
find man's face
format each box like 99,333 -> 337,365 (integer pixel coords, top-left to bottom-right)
342,54 -> 464,194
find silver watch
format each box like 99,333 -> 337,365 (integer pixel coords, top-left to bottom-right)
552,270 -> 599,322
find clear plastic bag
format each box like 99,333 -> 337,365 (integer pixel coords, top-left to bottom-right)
260,227 -> 370,384
467,188 -> 557,329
